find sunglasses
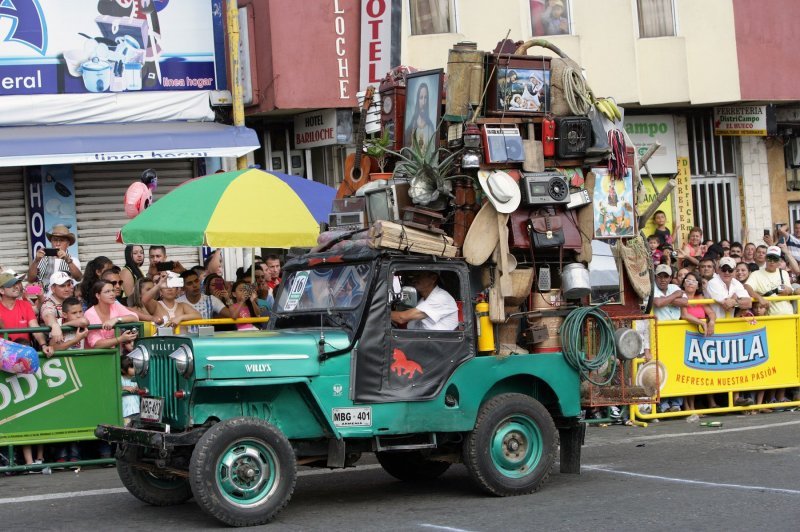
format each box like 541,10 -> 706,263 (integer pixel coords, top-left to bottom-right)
108,281 -> 123,286
766,256 -> 780,262
684,279 -> 698,285
720,265 -> 734,273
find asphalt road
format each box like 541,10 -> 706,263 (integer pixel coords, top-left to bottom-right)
2,411 -> 799,531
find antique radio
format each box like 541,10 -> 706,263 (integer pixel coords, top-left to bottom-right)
482,124 -> 525,163
521,172 -> 570,206
328,211 -> 367,231
332,197 -> 366,213
555,117 -> 592,159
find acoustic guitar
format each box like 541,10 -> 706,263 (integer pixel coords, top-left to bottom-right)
336,86 -> 377,199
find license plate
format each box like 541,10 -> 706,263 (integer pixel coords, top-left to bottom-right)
332,407 -> 372,427
140,396 -> 164,423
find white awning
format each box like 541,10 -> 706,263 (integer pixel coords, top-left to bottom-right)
0,122 -> 260,167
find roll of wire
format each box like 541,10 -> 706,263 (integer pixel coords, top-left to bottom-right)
560,305 -> 617,385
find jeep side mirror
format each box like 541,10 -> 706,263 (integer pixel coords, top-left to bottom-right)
398,286 -> 418,309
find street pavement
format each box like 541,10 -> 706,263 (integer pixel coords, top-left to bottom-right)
1,410 -> 799,531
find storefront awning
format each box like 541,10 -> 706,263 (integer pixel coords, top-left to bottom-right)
0,122 -> 260,167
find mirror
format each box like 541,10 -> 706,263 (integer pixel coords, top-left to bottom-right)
389,275 -> 419,309
589,240 -> 624,305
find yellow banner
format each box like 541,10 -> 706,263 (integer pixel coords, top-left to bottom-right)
655,316 -> 800,397
639,177 -> 674,240
673,157 -> 693,246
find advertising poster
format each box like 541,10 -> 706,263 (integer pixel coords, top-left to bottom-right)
27,165 -> 78,258
0,0 -> 225,96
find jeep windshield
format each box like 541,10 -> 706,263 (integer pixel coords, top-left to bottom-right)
274,263 -> 371,314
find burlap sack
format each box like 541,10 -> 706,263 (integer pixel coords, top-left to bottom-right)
615,234 -> 653,300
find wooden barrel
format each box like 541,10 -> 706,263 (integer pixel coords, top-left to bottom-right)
529,290 -> 563,353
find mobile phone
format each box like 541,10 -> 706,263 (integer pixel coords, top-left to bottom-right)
764,229 -> 771,237
43,248 -> 59,256
779,236 -> 786,245
210,278 -> 225,291
166,276 -> 184,288
156,261 -> 175,272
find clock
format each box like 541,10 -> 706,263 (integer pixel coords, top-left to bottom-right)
379,86 -> 406,150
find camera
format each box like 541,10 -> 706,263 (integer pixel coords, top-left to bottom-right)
166,276 -> 184,288
43,248 -> 59,257
156,261 -> 176,272
671,251 -> 678,258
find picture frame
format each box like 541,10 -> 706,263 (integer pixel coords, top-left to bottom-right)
592,167 -> 635,238
403,69 -> 443,150
486,55 -> 551,116
271,157 -> 283,170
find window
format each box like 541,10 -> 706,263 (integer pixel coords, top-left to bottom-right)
410,0 -> 452,35
531,0 -> 571,37
637,0 -> 675,38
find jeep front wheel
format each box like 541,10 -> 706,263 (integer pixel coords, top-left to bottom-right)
463,393 -> 556,496
376,451 -> 451,481
116,447 -> 193,506
189,417 -> 297,527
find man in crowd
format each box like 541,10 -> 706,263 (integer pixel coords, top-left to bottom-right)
40,272 -> 87,344
101,266 -> 125,304
652,264 -> 686,413
753,245 -> 768,269
27,225 -> 83,289
0,272 -> 53,355
147,245 -> 184,278
390,271 -> 458,331
698,257 -> 716,283
177,270 -> 230,320
265,254 -> 282,291
730,242 -> 743,261
780,220 -> 800,262
706,256 -> 752,319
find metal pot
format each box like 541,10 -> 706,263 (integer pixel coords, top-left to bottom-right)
560,263 -> 591,299
80,57 -> 111,92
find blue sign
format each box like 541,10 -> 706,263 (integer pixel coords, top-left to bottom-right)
0,0 -> 225,96
684,328 -> 769,371
26,165 -> 78,259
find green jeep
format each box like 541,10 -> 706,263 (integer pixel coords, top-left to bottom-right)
96,248 -> 585,527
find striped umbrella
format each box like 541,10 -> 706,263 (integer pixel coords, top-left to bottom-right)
119,169 -> 328,248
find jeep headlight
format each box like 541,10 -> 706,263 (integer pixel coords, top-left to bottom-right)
169,345 -> 194,378
127,346 -> 150,377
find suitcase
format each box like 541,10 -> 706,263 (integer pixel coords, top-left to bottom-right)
509,206 -> 582,251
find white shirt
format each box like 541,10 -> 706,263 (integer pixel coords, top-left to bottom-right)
408,286 -> 458,331
706,275 -> 749,319
653,284 -> 684,321
177,294 -> 226,320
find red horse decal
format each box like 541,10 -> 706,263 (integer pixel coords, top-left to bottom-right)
391,348 -> 423,379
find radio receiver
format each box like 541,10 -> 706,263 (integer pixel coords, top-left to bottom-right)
521,172 -> 570,205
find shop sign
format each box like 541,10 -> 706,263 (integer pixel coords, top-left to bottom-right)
0,0 -> 226,96
26,165 -> 77,260
713,105 -> 768,136
359,0 -> 399,91
673,156 -> 693,247
623,115 -> 677,174
639,176 -> 674,239
294,109 -> 352,149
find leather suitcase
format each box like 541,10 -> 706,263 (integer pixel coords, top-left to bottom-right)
509,206 -> 582,251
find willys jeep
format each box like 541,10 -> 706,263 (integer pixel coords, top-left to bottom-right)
96,248 -> 586,527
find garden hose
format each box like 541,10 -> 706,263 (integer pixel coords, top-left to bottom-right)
560,305 -> 617,385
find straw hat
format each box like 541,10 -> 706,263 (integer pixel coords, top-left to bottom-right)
46,224 -> 76,245
478,170 -> 521,214
635,360 -> 667,396
462,202 -> 500,265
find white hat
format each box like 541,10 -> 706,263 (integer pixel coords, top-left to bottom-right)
635,360 -> 668,396
49,271 -> 75,287
718,256 -> 736,269
766,245 -> 782,257
478,170 -> 521,214
654,264 -> 672,276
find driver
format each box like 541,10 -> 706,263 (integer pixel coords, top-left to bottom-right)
391,272 -> 458,331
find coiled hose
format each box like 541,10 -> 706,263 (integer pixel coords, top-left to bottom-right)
560,305 -> 617,385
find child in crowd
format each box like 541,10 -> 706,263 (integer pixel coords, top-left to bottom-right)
648,235 -> 662,267
229,280 -> 260,331
121,356 -> 140,426
50,297 -> 89,352
653,210 -> 673,245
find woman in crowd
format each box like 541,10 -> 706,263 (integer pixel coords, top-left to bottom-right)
79,256 -> 113,308
228,280 -> 260,331
84,280 -> 138,350
127,276 -> 159,323
734,262 -> 751,284
679,271 -> 716,413
120,245 -> 145,304
677,226 -> 703,268
152,277 -> 201,329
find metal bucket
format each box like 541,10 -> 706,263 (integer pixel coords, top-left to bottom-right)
561,263 -> 591,299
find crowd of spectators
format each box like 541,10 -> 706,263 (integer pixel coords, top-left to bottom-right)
1,225 -> 283,471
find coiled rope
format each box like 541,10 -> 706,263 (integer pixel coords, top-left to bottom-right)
560,305 -> 617,385
562,65 -> 594,116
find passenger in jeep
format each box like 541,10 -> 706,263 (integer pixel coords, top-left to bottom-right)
390,272 -> 458,331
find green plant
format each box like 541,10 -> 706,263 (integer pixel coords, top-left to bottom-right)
365,130 -> 392,173
388,134 -> 468,205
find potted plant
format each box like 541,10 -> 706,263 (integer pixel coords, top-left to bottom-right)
390,133 -> 468,207
365,129 -> 393,181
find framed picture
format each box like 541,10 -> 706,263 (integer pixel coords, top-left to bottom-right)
486,56 -> 550,116
593,167 -> 635,238
271,157 -> 282,170
403,69 -> 443,151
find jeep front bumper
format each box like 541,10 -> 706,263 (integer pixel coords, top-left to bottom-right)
95,424 -> 206,449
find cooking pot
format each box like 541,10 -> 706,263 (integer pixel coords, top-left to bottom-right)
81,57 -> 111,92
560,263 -> 591,299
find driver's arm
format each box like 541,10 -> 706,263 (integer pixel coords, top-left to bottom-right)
391,308 -> 427,326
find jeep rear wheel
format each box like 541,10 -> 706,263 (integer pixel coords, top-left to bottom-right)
189,417 -> 297,527
376,451 -> 451,481
116,447 -> 192,506
463,393 -> 556,496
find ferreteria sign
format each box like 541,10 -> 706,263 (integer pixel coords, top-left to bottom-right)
713,105 -> 776,136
